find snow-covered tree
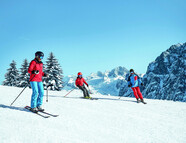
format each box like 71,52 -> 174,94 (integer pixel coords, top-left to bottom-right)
3,60 -> 19,87
44,52 -> 64,91
19,59 -> 30,87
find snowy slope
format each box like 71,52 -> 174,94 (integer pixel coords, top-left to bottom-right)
0,85 -> 186,143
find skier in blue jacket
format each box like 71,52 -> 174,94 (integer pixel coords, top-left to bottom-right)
128,69 -> 147,104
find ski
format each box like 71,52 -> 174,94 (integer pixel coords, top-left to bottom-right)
90,98 -> 98,100
39,111 -> 59,117
141,101 -> 147,104
25,106 -> 50,118
80,97 -> 98,100
25,106 -> 59,117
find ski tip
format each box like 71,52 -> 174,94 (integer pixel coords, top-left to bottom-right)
25,106 -> 30,109
44,116 -> 50,118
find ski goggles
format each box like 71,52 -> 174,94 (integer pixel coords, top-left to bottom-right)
78,75 -> 82,77
39,56 -> 43,59
130,71 -> 134,74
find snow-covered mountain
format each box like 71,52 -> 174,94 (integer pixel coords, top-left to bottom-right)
64,66 -> 130,96
1,85 -> 186,143
63,75 -> 77,90
87,66 -> 129,96
142,43 -> 186,102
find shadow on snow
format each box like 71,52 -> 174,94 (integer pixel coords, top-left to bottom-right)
0,104 -> 30,112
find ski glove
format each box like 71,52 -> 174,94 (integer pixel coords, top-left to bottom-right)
76,85 -> 80,89
87,84 -> 89,87
32,70 -> 39,74
141,83 -> 144,86
128,85 -> 131,87
43,73 -> 48,77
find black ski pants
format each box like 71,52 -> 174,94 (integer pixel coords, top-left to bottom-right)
78,85 -> 90,98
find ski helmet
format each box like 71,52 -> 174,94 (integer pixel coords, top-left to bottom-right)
78,72 -> 82,76
130,69 -> 134,73
35,51 -> 44,59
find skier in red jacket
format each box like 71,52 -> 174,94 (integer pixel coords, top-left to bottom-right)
28,51 -> 48,113
75,72 -> 90,98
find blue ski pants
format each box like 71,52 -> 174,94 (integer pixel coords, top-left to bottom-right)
30,82 -> 44,108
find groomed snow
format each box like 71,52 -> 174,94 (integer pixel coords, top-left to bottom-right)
0,85 -> 186,143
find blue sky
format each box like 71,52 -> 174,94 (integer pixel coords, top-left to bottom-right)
0,0 -> 185,83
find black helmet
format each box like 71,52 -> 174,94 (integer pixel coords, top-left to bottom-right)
130,69 -> 134,73
35,51 -> 44,59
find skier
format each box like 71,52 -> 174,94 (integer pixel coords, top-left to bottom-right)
28,51 -> 48,113
128,69 -> 147,104
75,72 -> 91,99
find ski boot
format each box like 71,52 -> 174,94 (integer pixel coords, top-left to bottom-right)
141,99 -> 147,104
88,96 -> 92,99
30,107 -> 38,113
137,98 -> 141,103
37,106 -> 44,112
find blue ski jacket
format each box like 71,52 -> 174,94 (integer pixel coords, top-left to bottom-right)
127,73 -> 142,88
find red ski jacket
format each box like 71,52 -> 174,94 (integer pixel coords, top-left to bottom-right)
28,59 -> 45,82
75,77 -> 88,86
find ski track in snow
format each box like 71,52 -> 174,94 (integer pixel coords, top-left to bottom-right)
0,85 -> 186,143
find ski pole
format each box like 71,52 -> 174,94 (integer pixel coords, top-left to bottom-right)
88,87 -> 92,94
64,88 -> 75,97
46,84 -> 53,102
10,74 -> 36,106
46,87 -> 48,102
